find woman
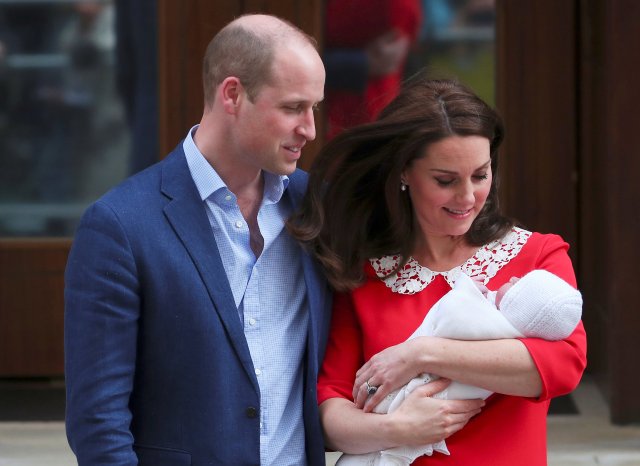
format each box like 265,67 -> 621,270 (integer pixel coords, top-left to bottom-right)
289,78 -> 586,465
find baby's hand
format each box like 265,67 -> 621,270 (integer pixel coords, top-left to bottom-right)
471,277 -> 489,297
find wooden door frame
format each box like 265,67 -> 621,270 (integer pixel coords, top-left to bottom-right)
0,239 -> 69,376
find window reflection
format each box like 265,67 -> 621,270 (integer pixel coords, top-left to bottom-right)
0,0 -> 157,237
406,0 -> 495,104
323,0 -> 495,139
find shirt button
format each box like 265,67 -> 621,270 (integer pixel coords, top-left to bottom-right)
255,368 -> 262,376
235,220 -> 243,228
249,318 -> 256,326
245,407 -> 258,419
225,194 -> 232,201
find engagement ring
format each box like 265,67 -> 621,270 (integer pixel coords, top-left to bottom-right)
366,380 -> 378,396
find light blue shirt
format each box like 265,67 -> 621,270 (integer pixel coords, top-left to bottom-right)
183,126 -> 309,465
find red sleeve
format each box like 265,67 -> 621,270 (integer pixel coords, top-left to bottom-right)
317,291 -> 364,405
518,234 -> 588,401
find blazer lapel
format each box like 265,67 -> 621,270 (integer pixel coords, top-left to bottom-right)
159,147 -> 258,391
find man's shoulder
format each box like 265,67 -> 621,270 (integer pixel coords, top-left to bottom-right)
101,146 -> 186,205
100,162 -> 162,206
286,168 -> 309,201
289,168 -> 309,185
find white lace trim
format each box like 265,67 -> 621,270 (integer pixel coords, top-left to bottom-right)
370,227 -> 532,295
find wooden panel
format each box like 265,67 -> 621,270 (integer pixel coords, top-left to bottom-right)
0,240 -> 69,376
578,0 -> 608,398
496,0 -> 578,254
598,0 -> 640,424
157,0 -> 324,169
266,0 -> 297,21
244,1 -> 266,12
577,0 -> 640,424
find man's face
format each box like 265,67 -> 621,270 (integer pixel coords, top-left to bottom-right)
234,43 -> 325,176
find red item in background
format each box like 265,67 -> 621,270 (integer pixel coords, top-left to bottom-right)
325,0 -> 422,138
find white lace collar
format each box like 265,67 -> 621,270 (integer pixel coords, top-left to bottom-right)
370,227 -> 531,295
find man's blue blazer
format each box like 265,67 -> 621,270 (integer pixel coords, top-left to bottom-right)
64,144 -> 333,465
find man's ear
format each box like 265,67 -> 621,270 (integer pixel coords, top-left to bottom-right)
219,77 -> 243,114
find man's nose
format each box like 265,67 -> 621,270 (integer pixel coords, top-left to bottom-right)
296,108 -> 316,141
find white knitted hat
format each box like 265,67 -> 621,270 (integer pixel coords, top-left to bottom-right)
499,270 -> 582,340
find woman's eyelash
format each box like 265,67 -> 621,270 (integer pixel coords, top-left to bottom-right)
435,174 -> 488,186
435,178 -> 454,186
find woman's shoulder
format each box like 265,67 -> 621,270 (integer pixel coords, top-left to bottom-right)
491,227 -> 569,254
521,229 -> 571,254
496,228 -> 576,285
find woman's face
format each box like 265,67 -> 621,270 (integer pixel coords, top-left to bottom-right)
401,135 -> 492,240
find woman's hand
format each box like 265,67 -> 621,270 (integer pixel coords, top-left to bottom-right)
386,380 -> 484,447
320,378 -> 485,454
353,338 -> 428,412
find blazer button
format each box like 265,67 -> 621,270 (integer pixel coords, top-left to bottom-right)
245,407 -> 258,419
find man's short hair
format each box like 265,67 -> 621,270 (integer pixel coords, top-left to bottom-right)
202,15 -> 317,107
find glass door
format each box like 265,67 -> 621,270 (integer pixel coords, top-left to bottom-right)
0,0 -> 158,376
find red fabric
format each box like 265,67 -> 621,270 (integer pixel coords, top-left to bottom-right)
325,0 -> 422,138
317,232 -> 587,465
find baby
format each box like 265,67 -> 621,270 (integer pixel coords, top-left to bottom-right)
337,269 -> 583,466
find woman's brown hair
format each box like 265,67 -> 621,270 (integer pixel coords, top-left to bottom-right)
288,78 -> 513,291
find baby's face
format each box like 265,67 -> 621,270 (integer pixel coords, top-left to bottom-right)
495,276 -> 521,308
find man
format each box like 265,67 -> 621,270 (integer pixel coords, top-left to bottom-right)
64,14 -> 331,465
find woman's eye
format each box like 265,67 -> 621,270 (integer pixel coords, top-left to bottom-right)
473,173 -> 489,181
435,178 -> 454,186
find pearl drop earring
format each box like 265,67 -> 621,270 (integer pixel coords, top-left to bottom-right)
400,182 -> 407,192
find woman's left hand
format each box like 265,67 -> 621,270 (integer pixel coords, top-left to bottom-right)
352,337 -> 428,412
